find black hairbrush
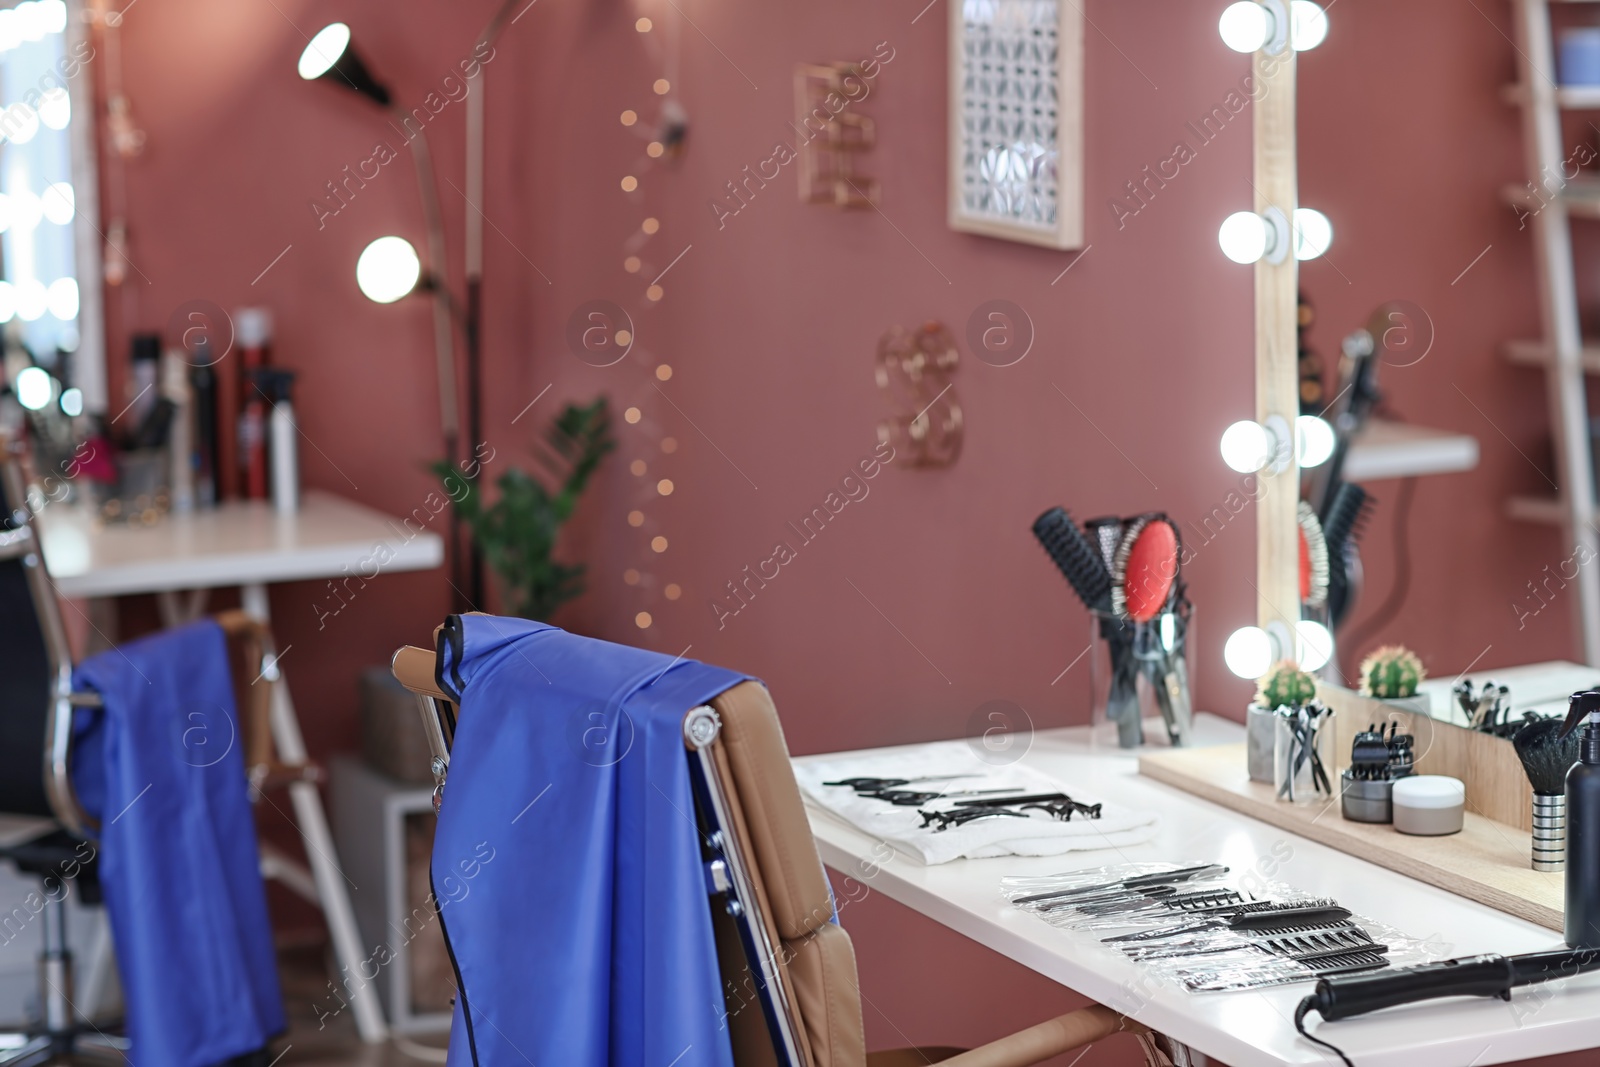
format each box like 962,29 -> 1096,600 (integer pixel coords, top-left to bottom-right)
1032,507 -> 1113,612
1321,482 -> 1371,628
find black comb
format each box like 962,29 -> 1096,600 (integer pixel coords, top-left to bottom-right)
1032,507 -> 1113,612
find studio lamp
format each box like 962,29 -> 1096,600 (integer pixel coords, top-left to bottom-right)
297,23 -> 392,106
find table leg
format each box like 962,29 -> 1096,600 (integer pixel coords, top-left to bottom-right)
240,583 -> 389,1044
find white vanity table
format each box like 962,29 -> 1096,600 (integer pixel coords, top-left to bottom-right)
797,716 -> 1600,1067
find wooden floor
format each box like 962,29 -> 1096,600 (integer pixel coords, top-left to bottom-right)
270,946 -> 451,1066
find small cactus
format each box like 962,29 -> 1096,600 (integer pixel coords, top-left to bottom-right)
1257,660 -> 1317,710
1360,645 -> 1426,699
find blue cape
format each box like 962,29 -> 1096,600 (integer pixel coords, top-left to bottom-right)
433,614 -> 746,1067
72,619 -> 284,1066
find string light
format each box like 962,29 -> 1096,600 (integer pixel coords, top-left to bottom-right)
620,109 -> 637,126
635,16 -> 652,31
664,584 -> 682,600
630,459 -> 647,476
653,79 -> 670,95
642,218 -> 660,234
621,175 -> 638,192
646,285 -> 664,301
624,256 -> 641,273
625,406 -> 642,423
656,479 -> 674,496
651,536 -> 668,553
628,510 -> 645,526
655,364 -> 672,380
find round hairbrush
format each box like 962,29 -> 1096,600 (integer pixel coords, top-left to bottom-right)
1298,500 -> 1329,608
1111,514 -> 1181,622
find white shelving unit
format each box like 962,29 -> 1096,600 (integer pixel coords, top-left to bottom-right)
1503,0 -> 1600,664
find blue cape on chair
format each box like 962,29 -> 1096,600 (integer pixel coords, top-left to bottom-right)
433,614 -> 746,1067
72,619 -> 285,1066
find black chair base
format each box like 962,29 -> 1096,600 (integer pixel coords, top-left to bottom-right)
0,1029 -> 128,1067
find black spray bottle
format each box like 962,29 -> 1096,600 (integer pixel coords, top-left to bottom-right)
1560,690 -> 1600,948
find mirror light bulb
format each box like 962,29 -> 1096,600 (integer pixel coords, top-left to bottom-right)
1296,619 -> 1333,671
14,365 -> 49,410
47,278 -> 77,320
1220,419 -> 1271,473
59,386 -> 81,417
1219,1 -> 1272,52
1294,207 -> 1333,260
42,182 -> 72,225
1296,414 -> 1335,468
1219,211 -> 1269,264
356,236 -> 421,304
38,87 -> 68,130
16,280 -> 45,321
299,23 -> 351,81
1225,626 -> 1275,679
1291,0 -> 1328,50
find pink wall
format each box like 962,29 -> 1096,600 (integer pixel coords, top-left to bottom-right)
102,0 -> 1591,1061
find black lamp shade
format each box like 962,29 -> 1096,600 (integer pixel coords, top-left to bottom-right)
322,45 -> 391,108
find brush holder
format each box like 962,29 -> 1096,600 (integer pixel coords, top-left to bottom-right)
1533,793 -> 1566,872
1086,608 -> 1193,750
1273,707 -> 1332,803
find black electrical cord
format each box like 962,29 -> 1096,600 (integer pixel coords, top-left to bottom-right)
1341,476 -> 1417,660
1294,996 -> 1354,1067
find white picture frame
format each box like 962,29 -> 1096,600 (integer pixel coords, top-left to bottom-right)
948,0 -> 1084,249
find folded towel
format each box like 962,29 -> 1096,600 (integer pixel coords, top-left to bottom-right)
72,620 -> 284,1067
795,742 -> 1158,864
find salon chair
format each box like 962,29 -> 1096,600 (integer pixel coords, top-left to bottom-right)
392,630 -> 1186,1066
0,444 -> 289,1066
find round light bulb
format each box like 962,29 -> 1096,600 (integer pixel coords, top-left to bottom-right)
3,103 -> 39,145
0,10 -> 19,51
11,191 -> 41,231
356,236 -> 421,304
1293,207 -> 1333,260
1290,0 -> 1328,50
14,365 -> 50,410
1220,419 -> 1271,473
298,23 -> 351,81
47,278 -> 77,320
0,281 -> 16,322
38,87 -> 68,130
59,386 -> 81,417
1296,414 -> 1335,468
1295,619 -> 1333,671
16,280 -> 46,321
1218,211 -> 1269,264
40,0 -> 65,34
15,1 -> 45,42
1225,625 -> 1275,680
41,182 -> 72,225
1219,1 -> 1272,52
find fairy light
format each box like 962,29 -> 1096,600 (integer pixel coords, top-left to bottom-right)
630,459 -> 647,476
620,109 -> 637,126
656,479 -> 674,496
651,536 -> 668,553
655,364 -> 672,380
625,406 -> 642,423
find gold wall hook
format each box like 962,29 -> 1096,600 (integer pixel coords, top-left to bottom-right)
875,322 -> 963,469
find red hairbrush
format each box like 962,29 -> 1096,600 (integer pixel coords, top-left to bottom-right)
1111,514 -> 1182,623
1298,501 -> 1329,608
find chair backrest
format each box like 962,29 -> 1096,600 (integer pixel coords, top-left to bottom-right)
389,638 -> 867,1067
696,680 -> 867,1067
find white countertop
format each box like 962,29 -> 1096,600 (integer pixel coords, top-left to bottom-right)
797,715 -> 1595,1067
35,490 -> 445,597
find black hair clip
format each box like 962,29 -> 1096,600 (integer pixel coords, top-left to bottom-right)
1020,798 -> 1103,822
916,808 -> 1029,832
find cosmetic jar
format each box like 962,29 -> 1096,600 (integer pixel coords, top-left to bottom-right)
1339,770 -> 1393,824
1392,775 -> 1465,836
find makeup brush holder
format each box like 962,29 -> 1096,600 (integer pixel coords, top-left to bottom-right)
1086,608 -> 1193,750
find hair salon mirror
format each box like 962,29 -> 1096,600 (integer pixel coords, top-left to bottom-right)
1291,0 -> 1600,735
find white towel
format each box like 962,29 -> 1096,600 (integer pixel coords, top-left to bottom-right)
795,742 -> 1158,865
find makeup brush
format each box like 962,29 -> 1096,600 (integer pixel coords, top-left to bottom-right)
1513,716 -> 1581,872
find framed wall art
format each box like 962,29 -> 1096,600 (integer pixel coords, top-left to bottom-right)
948,0 -> 1084,249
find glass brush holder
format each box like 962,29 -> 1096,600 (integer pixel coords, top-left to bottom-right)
1086,607 -> 1194,749
1273,703 -> 1333,803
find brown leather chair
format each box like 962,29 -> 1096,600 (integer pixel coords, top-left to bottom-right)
391,640 -> 1179,1067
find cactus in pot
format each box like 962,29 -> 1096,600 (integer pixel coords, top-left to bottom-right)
1359,645 -> 1426,699
1258,661 -> 1318,711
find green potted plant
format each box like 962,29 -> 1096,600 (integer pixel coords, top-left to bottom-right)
436,397 -> 615,620
1248,661 -> 1317,783
1359,644 -> 1430,717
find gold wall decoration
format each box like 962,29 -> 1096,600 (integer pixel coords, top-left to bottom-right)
794,63 -> 878,208
875,322 -> 963,469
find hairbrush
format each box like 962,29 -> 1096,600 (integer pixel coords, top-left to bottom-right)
1112,513 -> 1193,746
1513,716 -> 1580,872
1032,507 -> 1112,612
1298,500 -> 1330,608
1033,507 -> 1143,745
1084,515 -> 1123,575
1321,482 -> 1371,628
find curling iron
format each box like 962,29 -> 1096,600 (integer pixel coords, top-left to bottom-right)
1295,948 -> 1600,1065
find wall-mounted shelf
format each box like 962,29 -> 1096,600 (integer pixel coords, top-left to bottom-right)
1502,83 -> 1600,108
1342,419 -> 1479,481
1505,338 -> 1600,371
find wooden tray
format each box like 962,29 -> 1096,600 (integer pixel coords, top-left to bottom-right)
1138,742 -> 1564,931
